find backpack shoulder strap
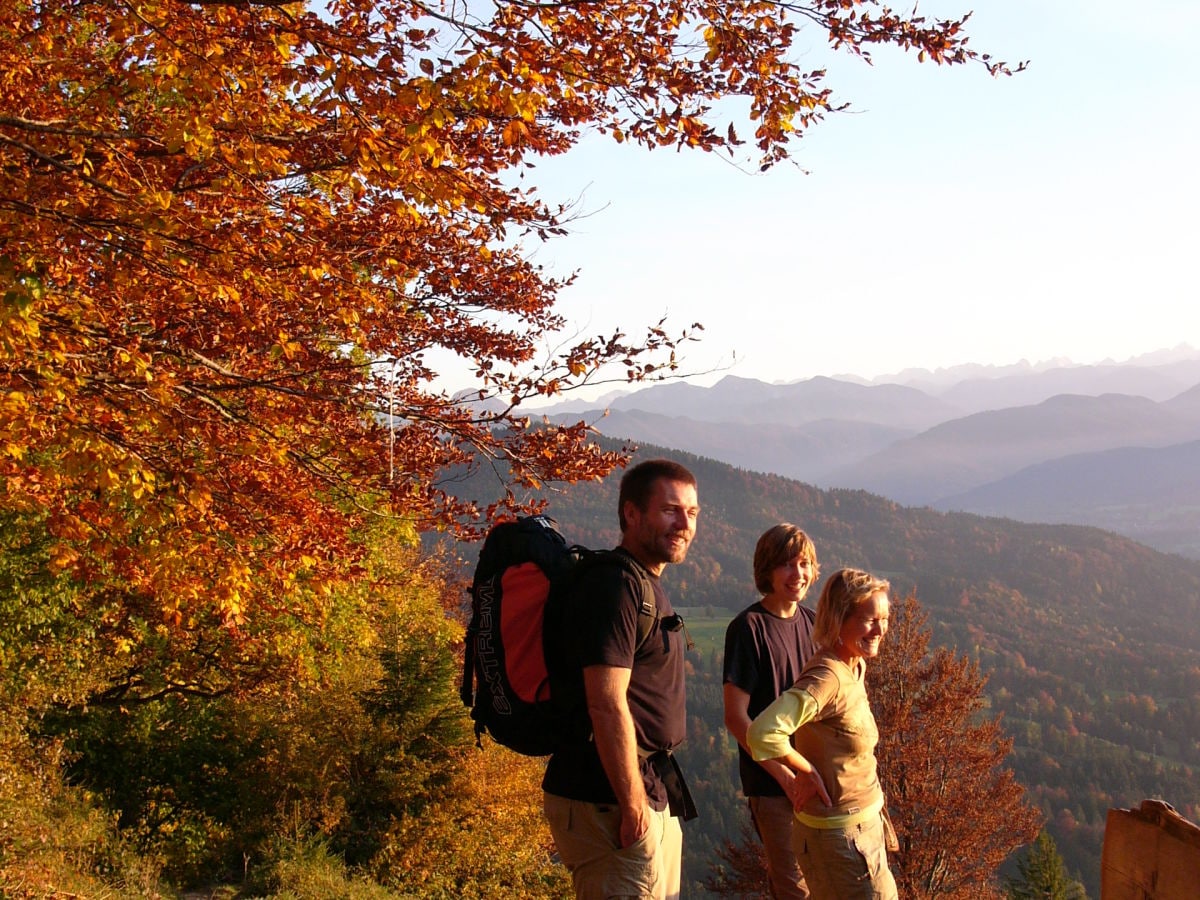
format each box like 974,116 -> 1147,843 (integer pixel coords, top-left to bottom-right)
580,548 -> 658,652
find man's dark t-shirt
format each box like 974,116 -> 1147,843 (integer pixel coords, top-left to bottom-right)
722,601 -> 816,797
542,550 -> 686,811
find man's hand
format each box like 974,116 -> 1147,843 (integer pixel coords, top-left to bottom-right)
619,802 -> 652,848
584,665 -> 651,847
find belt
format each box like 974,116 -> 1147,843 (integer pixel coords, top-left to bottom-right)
640,748 -> 698,821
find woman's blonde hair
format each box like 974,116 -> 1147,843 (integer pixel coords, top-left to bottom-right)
812,567 -> 890,650
752,523 -> 819,596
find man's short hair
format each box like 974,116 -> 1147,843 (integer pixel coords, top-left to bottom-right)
753,523 -> 819,595
618,458 -> 697,531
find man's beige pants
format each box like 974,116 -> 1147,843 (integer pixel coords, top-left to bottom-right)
544,792 -> 682,899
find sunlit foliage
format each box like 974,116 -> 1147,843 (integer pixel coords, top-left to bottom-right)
1,0 -> 1020,643
871,593 -> 1042,898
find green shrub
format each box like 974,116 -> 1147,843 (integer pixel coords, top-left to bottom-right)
253,832 -> 398,900
0,729 -> 164,897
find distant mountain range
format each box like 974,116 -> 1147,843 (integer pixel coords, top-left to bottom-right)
935,439 -> 1200,559
535,347 -> 1200,557
827,392 -> 1200,504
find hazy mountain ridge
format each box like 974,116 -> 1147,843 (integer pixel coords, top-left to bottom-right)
547,407 -> 912,482
935,440 -> 1200,558
528,345 -> 1200,416
1164,380 -> 1200,417
923,358 -> 1200,412
603,374 -> 961,431
526,347 -> 1200,557
823,392 -> 1200,505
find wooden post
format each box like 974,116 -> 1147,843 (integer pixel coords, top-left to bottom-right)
1101,799 -> 1200,899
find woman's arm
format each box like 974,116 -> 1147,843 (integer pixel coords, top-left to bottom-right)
747,688 -> 832,809
723,683 -> 798,791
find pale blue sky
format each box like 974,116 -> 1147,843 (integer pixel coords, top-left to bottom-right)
443,1 -> 1200,401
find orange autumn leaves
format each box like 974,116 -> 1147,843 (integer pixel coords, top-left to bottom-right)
0,0 -> 1013,637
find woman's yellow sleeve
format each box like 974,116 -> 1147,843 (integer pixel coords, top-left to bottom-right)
747,687 -> 819,762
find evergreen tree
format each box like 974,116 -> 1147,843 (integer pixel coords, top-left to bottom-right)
1005,831 -> 1088,900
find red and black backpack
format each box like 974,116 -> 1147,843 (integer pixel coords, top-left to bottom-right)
459,515 -> 656,756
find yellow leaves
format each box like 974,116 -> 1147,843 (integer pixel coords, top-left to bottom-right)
702,24 -> 724,63
185,484 -> 213,515
213,561 -> 252,626
89,461 -> 155,499
96,467 -> 121,491
272,31 -> 299,63
395,128 -> 446,169
128,466 -> 156,500
115,347 -> 154,382
300,260 -> 334,284
48,542 -> 81,573
163,117 -> 217,156
223,590 -> 244,625
272,331 -> 303,360
3,389 -> 30,418
213,282 -> 242,304
2,272 -> 46,352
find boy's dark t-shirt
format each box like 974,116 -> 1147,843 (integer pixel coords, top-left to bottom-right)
723,601 -> 816,797
542,550 -> 686,811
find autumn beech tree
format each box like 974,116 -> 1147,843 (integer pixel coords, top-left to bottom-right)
870,594 -> 1041,898
0,1 -> 1020,663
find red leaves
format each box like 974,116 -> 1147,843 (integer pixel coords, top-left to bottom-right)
1,0 -> 1013,646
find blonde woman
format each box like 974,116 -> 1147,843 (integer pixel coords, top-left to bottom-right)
747,568 -> 898,900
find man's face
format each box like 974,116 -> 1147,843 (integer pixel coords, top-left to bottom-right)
623,478 -> 699,571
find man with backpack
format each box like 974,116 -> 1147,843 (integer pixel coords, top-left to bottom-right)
542,458 -> 700,900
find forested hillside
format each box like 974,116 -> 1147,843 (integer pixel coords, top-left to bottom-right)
470,440 -> 1200,895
